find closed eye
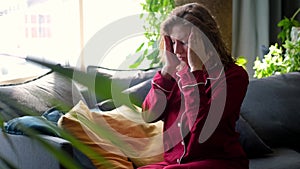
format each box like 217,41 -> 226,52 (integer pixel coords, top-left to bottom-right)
171,39 -> 188,46
182,41 -> 188,46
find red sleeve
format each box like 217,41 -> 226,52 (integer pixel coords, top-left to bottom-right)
176,66 -> 208,131
177,64 -> 249,142
141,71 -> 176,123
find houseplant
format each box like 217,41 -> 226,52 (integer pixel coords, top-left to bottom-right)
129,0 -> 175,68
253,8 -> 300,78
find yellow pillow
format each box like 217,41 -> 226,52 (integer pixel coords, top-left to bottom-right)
58,101 -> 134,169
58,101 -> 163,168
98,104 -> 164,167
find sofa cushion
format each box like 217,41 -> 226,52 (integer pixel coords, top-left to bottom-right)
0,71 -> 85,121
87,66 -> 158,109
58,101 -> 135,169
96,78 -> 153,111
236,116 -> 273,158
58,101 -> 164,168
124,78 -> 152,107
88,66 -> 158,87
241,72 -> 300,150
249,148 -> 300,169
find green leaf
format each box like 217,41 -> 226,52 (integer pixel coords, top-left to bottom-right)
236,56 -> 248,70
146,48 -> 160,60
129,0 -> 175,68
135,42 -> 145,53
129,53 -> 146,68
150,55 -> 162,67
236,56 -> 247,64
139,13 -> 144,19
277,17 -> 290,27
277,9 -> 300,42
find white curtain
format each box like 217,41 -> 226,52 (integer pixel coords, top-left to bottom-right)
232,0 -> 269,78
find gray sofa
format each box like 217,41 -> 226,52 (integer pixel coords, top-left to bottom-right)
239,72 -> 300,169
0,65 -> 300,169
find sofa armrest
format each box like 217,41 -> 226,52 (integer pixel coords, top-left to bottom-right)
0,130 -> 73,169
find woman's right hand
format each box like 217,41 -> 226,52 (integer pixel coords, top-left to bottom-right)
161,35 -> 180,79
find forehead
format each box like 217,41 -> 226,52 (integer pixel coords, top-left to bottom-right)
170,24 -> 191,42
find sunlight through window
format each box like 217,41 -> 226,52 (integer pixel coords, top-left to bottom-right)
0,0 -> 144,82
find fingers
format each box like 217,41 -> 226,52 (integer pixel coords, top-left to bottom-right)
162,35 -> 180,78
163,35 -> 173,53
188,28 -> 204,71
163,35 -> 180,65
188,27 -> 205,58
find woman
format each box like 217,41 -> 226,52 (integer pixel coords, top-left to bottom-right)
139,2 -> 249,169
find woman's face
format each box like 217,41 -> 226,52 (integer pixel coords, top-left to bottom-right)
169,24 -> 191,64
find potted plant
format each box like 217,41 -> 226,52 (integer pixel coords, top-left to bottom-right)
253,8 -> 300,78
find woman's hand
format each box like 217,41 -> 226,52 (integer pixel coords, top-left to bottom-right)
161,35 -> 180,79
187,27 -> 210,72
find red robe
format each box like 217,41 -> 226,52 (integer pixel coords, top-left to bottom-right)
139,63 -> 249,169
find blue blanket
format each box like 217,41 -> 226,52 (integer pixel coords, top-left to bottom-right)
4,107 -> 64,137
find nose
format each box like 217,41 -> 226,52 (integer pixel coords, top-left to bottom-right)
173,40 -> 184,54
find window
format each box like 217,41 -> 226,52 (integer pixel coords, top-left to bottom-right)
0,0 -> 144,83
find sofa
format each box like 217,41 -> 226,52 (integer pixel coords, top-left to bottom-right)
0,62 -> 300,169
